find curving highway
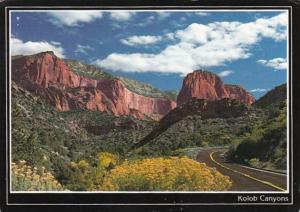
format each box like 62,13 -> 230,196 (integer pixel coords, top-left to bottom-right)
196,147 -> 287,192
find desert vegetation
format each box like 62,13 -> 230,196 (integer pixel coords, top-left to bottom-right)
12,153 -> 231,191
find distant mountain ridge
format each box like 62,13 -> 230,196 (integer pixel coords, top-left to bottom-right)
11,51 -> 176,120
12,52 -> 256,121
253,84 -> 287,108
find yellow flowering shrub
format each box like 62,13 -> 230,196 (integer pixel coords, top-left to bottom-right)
101,156 -> 232,191
60,152 -> 119,191
11,160 -> 64,191
97,152 -> 118,168
77,160 -> 89,170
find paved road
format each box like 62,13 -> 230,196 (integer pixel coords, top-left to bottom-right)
196,147 -> 287,191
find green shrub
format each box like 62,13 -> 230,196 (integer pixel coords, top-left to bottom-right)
248,158 -> 263,168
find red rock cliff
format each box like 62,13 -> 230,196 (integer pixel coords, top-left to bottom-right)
224,84 -> 255,105
11,52 -> 176,119
177,70 -> 254,105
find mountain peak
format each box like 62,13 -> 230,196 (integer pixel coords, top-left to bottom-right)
177,70 -> 254,105
193,69 -> 216,73
40,51 -> 55,55
34,51 -> 56,58
188,69 -> 219,78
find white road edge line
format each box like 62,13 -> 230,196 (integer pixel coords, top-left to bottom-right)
239,165 -> 287,176
215,151 -> 287,176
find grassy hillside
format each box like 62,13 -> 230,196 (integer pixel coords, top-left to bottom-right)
65,59 -> 113,80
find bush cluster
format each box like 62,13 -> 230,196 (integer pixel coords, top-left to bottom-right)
101,156 -> 232,191
12,160 -> 64,191
228,101 -> 287,170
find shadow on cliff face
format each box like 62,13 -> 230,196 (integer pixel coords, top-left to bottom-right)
133,98 -> 250,149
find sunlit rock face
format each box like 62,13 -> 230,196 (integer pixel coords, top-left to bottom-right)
12,52 -> 176,120
177,70 -> 254,105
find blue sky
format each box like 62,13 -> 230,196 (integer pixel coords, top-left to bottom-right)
10,10 -> 288,99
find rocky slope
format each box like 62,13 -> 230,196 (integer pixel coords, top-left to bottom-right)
66,59 -> 177,100
134,98 -> 251,149
253,83 -> 287,108
177,70 -> 255,105
11,52 -> 176,119
224,84 -> 255,106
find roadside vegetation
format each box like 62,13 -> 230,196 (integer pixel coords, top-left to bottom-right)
227,100 -> 287,171
12,153 -> 231,191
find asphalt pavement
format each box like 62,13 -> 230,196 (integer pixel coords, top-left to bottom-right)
196,147 -> 287,191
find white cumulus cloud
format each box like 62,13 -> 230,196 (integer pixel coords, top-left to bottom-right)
109,11 -> 136,21
250,88 -> 269,92
11,37 -> 65,58
50,41 -> 61,46
121,35 -> 163,46
136,12 -> 171,27
155,11 -> 171,20
47,11 -> 103,26
95,12 -> 288,75
75,44 -> 95,55
194,12 -> 210,16
257,57 -> 287,70
218,70 -> 234,77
